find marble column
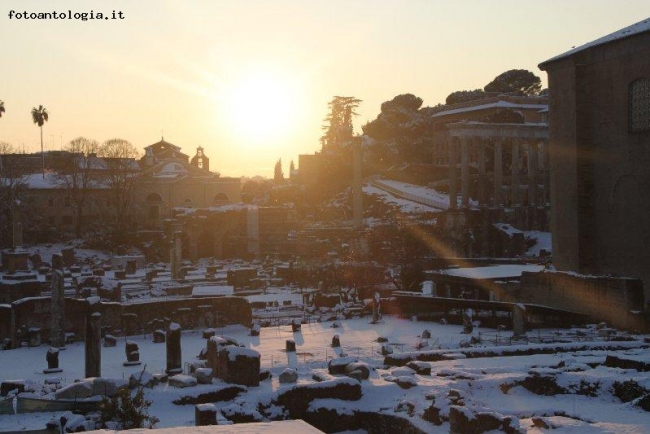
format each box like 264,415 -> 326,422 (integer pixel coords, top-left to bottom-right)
477,138 -> 487,206
512,304 -> 527,336
494,141 -> 503,207
50,253 -> 66,348
166,322 -> 182,374
85,311 -> 101,378
542,140 -> 550,205
11,201 -> 23,248
169,240 -> 176,278
511,139 -> 520,206
170,222 -> 183,279
448,138 -> 458,209
461,137 -> 470,208
528,141 -> 539,206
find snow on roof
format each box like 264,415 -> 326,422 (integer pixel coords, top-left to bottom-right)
20,173 -> 67,189
16,173 -> 119,190
160,162 -> 188,174
435,264 -> 545,280
191,285 -> 234,297
540,17 -> 650,67
432,100 -> 548,118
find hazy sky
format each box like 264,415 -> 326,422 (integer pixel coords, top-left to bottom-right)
1,1 -> 649,177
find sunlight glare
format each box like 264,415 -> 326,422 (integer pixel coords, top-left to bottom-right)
222,69 -> 303,144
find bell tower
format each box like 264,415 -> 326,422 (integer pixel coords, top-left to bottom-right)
191,146 -> 210,171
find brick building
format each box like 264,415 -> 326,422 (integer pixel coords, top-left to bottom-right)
539,17 -> 650,307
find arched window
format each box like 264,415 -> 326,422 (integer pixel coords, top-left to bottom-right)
146,193 -> 162,220
213,193 -> 229,204
629,78 -> 650,132
146,193 -> 162,202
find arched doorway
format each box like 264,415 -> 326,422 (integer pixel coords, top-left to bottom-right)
213,193 -> 230,205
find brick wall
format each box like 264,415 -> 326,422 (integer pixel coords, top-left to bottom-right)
518,271 -> 647,331
5,296 -> 252,346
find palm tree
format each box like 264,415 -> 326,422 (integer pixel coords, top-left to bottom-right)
31,105 -> 49,178
0,100 -> 5,118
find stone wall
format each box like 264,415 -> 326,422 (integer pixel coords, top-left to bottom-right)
0,281 -> 46,304
518,271 -> 647,331
437,207 -> 549,258
0,305 -> 11,345
4,296 -> 252,346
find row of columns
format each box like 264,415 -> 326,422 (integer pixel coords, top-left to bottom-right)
448,135 -> 549,209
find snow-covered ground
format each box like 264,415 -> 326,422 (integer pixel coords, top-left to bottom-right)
364,180 -> 553,258
525,230 -> 552,256
1,317 -> 649,433
364,180 -> 449,214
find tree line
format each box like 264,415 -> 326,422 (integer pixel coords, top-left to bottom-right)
0,134 -> 141,249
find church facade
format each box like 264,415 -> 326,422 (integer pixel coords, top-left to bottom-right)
138,139 -> 241,228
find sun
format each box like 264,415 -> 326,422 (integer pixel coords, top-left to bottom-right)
222,69 -> 303,144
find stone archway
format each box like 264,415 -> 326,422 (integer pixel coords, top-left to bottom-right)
213,193 -> 230,205
182,210 -> 246,261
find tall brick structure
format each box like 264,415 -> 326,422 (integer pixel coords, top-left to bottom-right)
539,18 -> 650,312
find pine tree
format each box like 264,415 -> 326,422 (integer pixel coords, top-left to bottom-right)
320,96 -> 361,151
99,386 -> 158,429
274,159 -> 284,183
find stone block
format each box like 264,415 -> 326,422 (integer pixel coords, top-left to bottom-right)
216,346 -> 260,387
1,380 -> 25,397
279,368 -> 298,384
195,403 -> 217,426
344,362 -> 370,380
202,328 -> 216,339
91,378 -> 128,397
103,335 -> 117,347
169,374 -> 198,388
55,380 -> 93,400
195,368 -> 213,385
153,329 -> 166,343
407,361 -> 432,375
327,357 -> 356,375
